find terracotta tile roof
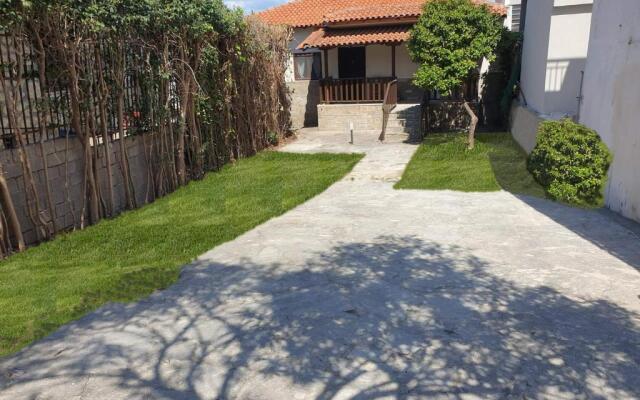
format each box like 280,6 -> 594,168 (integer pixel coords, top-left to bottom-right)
297,25 -> 412,49
324,4 -> 423,24
256,0 -> 506,28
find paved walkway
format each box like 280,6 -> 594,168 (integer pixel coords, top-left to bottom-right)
1,130 -> 640,399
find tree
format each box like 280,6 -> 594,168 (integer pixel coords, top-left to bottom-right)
408,0 -> 503,149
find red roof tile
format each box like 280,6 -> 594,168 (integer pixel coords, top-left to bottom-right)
256,0 -> 506,28
324,4 -> 423,24
297,25 -> 412,48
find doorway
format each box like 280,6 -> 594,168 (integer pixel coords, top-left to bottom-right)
338,47 -> 366,78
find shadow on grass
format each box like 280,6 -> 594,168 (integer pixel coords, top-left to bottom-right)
396,132 -> 547,198
483,133 -> 547,199
1,235 -> 639,398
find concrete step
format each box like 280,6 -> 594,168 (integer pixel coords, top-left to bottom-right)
389,111 -> 420,118
386,119 -> 420,129
384,126 -> 421,135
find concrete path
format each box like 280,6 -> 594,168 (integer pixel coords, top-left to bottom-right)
1,130 -> 640,399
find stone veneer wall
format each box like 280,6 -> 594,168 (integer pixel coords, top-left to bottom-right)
287,79 -> 423,130
0,135 -> 151,244
287,80 -> 320,130
317,104 -> 383,132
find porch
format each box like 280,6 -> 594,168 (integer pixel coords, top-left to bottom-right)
319,77 -> 396,104
295,25 -> 423,104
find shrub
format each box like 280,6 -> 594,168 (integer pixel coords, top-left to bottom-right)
527,119 -> 612,206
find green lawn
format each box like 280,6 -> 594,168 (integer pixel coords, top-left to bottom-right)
395,132 -> 546,198
0,151 -> 362,356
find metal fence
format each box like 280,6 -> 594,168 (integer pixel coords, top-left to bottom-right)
0,34 -> 147,150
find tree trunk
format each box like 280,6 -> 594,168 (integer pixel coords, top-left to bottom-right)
95,46 -> 115,217
117,94 -> 135,209
66,46 -> 100,224
176,73 -> 190,186
32,26 -> 58,234
463,100 -> 478,150
114,41 -> 136,210
0,176 -> 25,252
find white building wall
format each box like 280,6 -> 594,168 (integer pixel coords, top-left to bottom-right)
327,48 -> 339,77
519,0 -> 591,116
519,0 -> 554,114
544,3 -> 591,115
511,0 -> 592,152
579,0 -> 640,222
395,44 -> 419,79
366,45 -> 392,77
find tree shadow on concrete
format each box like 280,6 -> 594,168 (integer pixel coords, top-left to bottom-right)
1,236 -> 639,399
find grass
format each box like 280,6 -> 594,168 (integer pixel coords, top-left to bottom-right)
395,132 -> 546,198
0,151 -> 362,356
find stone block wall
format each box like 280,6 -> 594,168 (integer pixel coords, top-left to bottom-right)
0,135 -> 151,244
317,104 -> 383,132
287,80 -> 320,130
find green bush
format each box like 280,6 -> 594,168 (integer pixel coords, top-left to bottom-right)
527,119 -> 612,206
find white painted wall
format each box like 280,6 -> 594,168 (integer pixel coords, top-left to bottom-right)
366,45 -> 392,77
519,0 -> 554,114
544,4 -> 592,115
395,44 -> 419,79
519,0 -> 591,116
579,0 -> 640,222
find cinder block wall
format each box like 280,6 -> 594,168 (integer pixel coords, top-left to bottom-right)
0,135 -> 151,244
317,104 -> 383,132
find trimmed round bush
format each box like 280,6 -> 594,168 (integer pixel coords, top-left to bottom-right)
527,119 -> 612,206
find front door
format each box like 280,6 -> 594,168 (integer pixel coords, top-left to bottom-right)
338,47 -> 366,79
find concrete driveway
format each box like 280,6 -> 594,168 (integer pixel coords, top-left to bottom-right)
1,130 -> 640,399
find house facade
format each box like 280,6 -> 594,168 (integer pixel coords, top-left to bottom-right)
257,0 -> 506,130
510,0 -> 593,151
579,0 -> 640,222
511,0 -> 640,222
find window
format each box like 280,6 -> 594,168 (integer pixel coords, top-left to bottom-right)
294,53 -> 322,80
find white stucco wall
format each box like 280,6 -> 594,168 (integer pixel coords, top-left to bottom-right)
519,0 -> 591,117
519,0 -> 553,114
395,44 -> 419,79
579,0 -> 640,222
366,45 -> 392,77
544,4 -> 592,115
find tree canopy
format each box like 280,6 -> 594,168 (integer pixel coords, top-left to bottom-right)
408,0 -> 503,95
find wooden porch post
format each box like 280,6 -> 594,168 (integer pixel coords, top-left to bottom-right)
391,44 -> 396,78
323,48 -> 329,79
